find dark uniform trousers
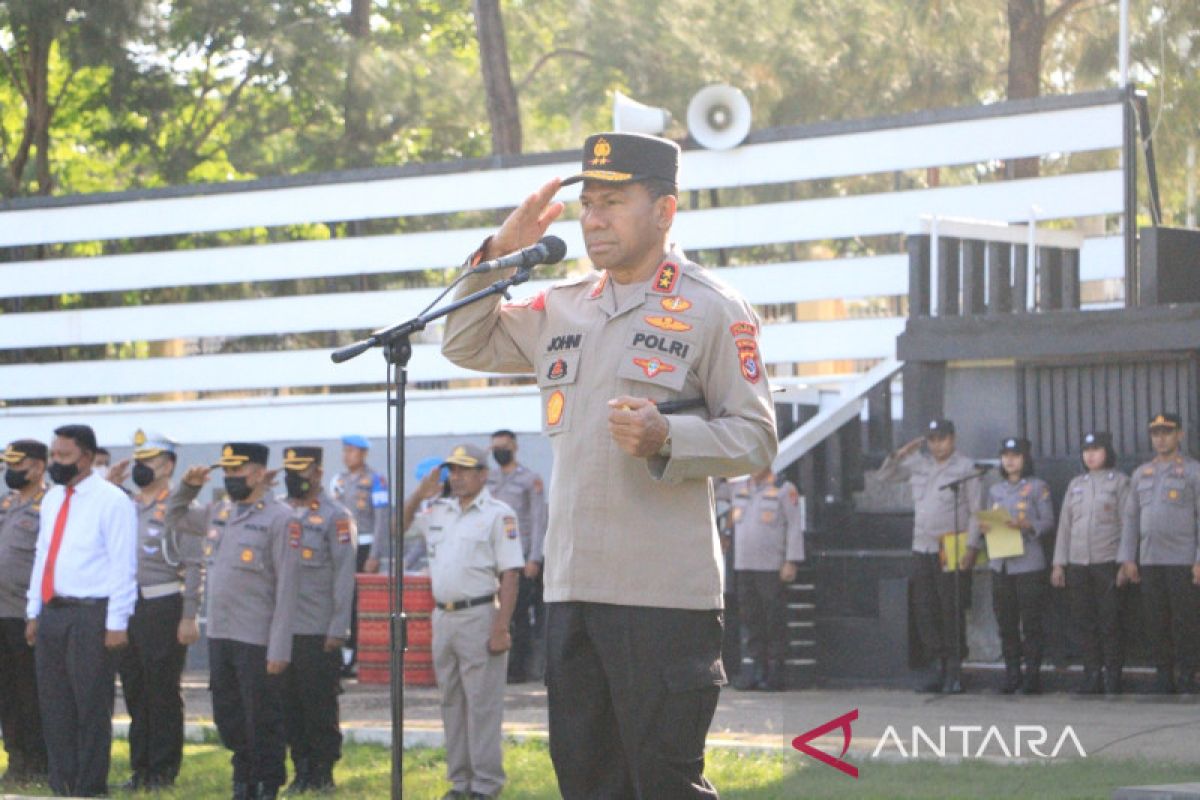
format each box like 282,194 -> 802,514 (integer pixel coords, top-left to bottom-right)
991,569 -> 1048,667
1066,563 -> 1122,673
35,601 -> 116,798
0,617 -> 47,776
910,553 -> 971,663
509,572 -> 543,680
735,571 -> 787,666
1140,565 -> 1200,674
344,542 -> 372,667
118,593 -> 187,783
545,602 -> 724,800
283,635 -> 343,771
209,638 -> 287,789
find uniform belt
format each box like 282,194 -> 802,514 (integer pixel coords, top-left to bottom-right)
436,594 -> 496,612
46,596 -> 106,609
140,581 -> 184,600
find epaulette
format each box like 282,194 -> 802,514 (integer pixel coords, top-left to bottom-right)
549,270 -> 603,293
678,260 -> 740,300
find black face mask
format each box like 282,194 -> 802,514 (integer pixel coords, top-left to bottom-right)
224,476 -> 252,502
48,461 -> 79,486
4,468 -> 29,490
284,472 -> 311,500
492,448 -> 514,467
132,462 -> 156,488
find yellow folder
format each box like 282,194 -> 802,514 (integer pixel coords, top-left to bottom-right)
939,531 -> 971,572
975,507 -> 1025,559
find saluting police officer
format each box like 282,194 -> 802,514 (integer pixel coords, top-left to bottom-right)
877,419 -> 982,694
403,443 -> 522,800
107,430 -> 204,789
729,468 -> 804,692
279,447 -> 356,794
0,440 -> 49,786
330,435 -> 387,675
1051,431 -> 1130,695
486,429 -> 547,684
964,437 -> 1054,695
171,443 -> 301,800
1118,413 -> 1200,694
441,133 -> 777,798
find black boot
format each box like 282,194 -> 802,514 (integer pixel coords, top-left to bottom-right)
232,782 -> 253,800
765,659 -> 787,691
257,782 -> 281,800
1001,659 -> 1023,695
942,658 -> 963,694
916,659 -> 945,693
1177,668 -> 1197,694
1151,666 -> 1176,694
1103,665 -> 1122,696
285,759 -> 310,795
1021,661 -> 1042,695
307,764 -> 335,794
1074,668 -> 1103,695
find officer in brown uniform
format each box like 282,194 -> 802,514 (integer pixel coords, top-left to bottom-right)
877,419 -> 982,694
1118,413 -> 1200,694
330,434 -> 387,674
729,468 -> 804,691
279,447 -> 357,794
0,440 -> 49,786
107,430 -> 204,789
171,443 -> 301,800
486,429 -> 547,683
441,133 -> 777,799
402,444 -> 522,800
1051,431 -> 1130,695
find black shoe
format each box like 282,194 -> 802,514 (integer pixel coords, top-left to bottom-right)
340,664 -> 357,679
1022,663 -> 1042,695
1178,670 -> 1198,694
941,660 -> 964,694
1074,669 -> 1103,695
1103,667 -> 1122,696
257,782 -> 281,800
916,659 -> 945,693
233,782 -> 253,800
306,765 -> 335,794
121,773 -> 145,791
1151,667 -> 1176,695
1001,661 -> 1023,694
734,662 -> 761,691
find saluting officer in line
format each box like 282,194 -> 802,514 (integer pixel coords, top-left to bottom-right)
877,419 -> 982,694
0,440 -> 49,786
729,467 -> 804,692
1118,413 -> 1200,694
403,444 -> 522,800
171,443 -> 301,800
1051,431 -> 1131,695
279,447 -> 357,794
107,430 -> 204,789
330,435 -> 387,675
964,437 -> 1054,695
485,429 -> 547,684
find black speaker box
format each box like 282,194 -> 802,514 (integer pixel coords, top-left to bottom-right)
1139,226 -> 1200,305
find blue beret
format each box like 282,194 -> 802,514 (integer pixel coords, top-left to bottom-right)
341,435 -> 370,450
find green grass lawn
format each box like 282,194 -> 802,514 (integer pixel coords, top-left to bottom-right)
2,738 -> 1197,798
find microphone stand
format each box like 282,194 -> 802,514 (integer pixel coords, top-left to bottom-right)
938,469 -> 985,686
331,266 -> 538,800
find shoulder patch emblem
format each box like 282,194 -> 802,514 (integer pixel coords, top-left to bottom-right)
645,315 -> 692,332
504,516 -> 518,539
336,517 -> 352,544
632,357 -> 676,378
660,296 -> 692,312
729,321 -> 758,338
736,339 -> 761,383
532,477 -> 544,494
652,261 -> 680,294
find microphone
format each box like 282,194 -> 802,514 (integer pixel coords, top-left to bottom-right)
471,236 -> 567,273
939,465 -> 991,492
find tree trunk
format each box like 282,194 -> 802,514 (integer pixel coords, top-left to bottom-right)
1006,0 -> 1045,179
473,0 -> 522,155
343,0 -> 372,169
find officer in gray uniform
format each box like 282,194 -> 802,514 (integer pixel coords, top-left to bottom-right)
403,444 -> 523,800
0,440 -> 49,786
171,442 -> 301,800
1051,431 -> 1130,695
877,419 -> 982,694
330,434 -> 387,674
1118,412 -> 1200,694
964,437 -> 1054,694
486,429 -> 547,684
109,430 -> 204,789
729,468 -> 804,691
279,446 -> 356,794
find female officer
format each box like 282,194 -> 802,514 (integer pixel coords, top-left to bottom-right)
1051,432 -> 1129,694
963,437 -> 1055,694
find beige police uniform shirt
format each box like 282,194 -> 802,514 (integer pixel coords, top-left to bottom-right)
0,486 -> 44,619
730,477 -> 805,571
134,485 -> 204,618
877,449 -> 982,554
404,488 -> 524,605
442,247 -> 778,610
486,463 -> 547,563
290,491 -> 358,640
1053,470 -> 1130,566
1119,454 -> 1200,566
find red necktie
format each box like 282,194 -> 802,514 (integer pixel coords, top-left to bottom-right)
41,485 -> 75,604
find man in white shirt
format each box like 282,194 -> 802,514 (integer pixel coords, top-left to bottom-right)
24,424 -> 137,798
